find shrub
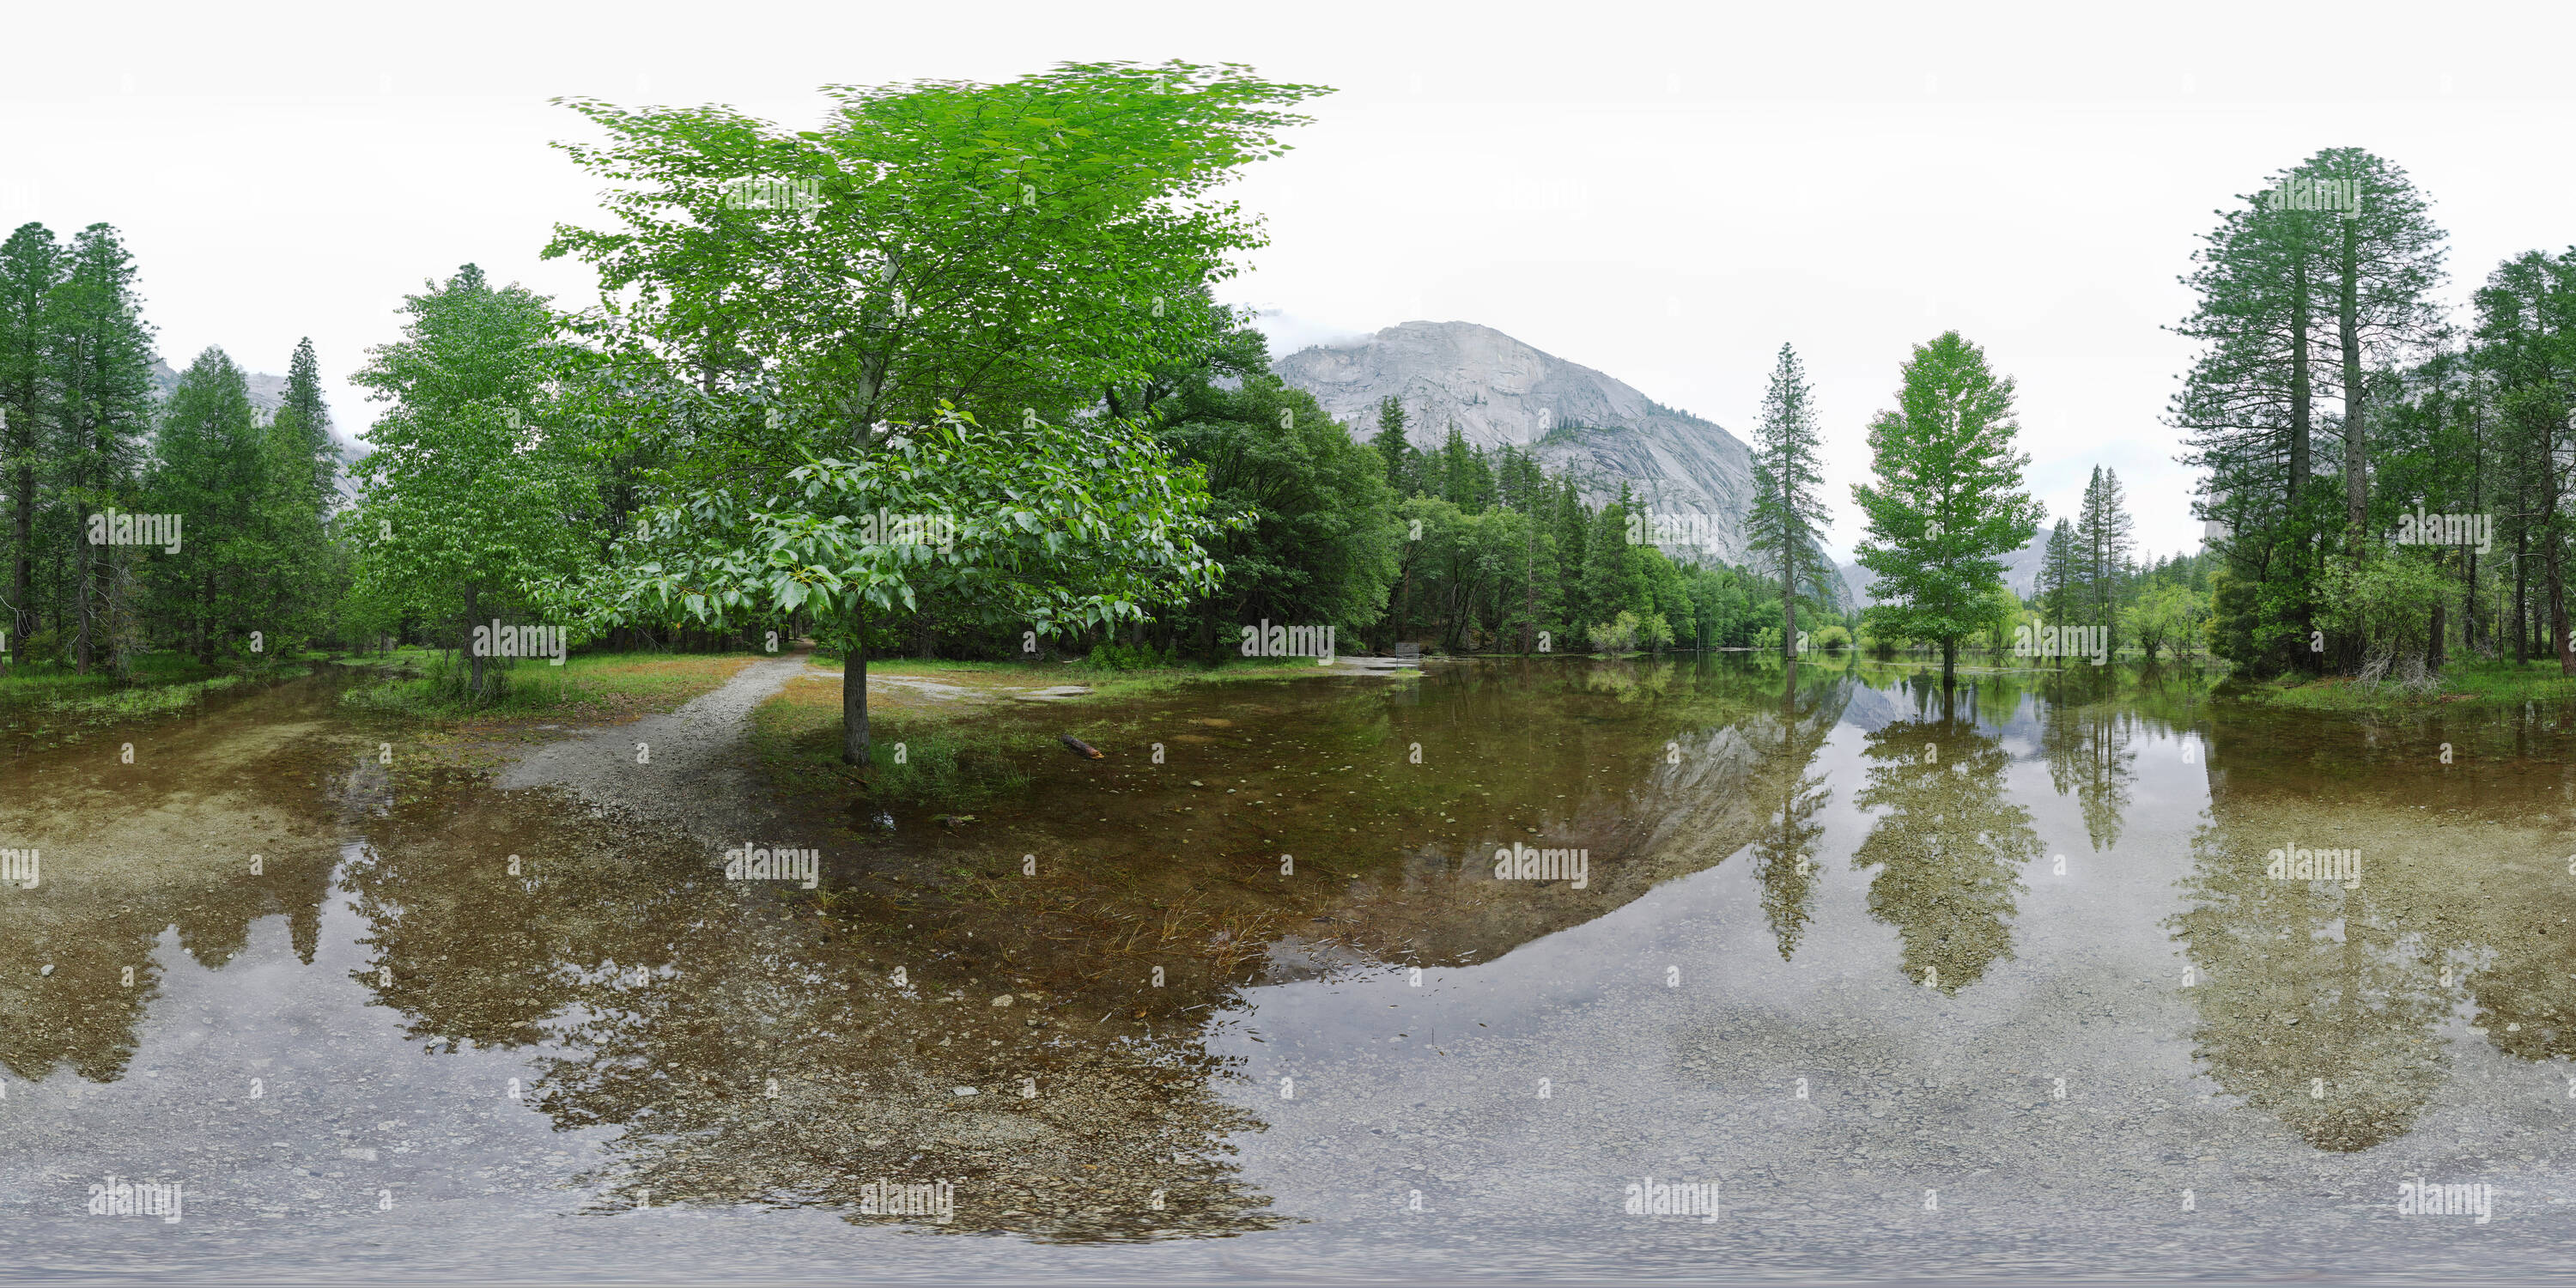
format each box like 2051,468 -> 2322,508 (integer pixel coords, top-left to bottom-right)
1590,611 -> 1642,654
1082,641 -> 1174,671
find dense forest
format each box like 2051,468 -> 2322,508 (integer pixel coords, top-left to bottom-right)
0,69 -> 2561,761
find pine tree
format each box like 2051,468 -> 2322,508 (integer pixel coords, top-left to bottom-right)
2038,517 -> 2079,659
47,224 -> 157,673
2312,149 -> 2447,538
1850,331 -> 2044,690
2075,466 -> 2136,653
1370,396 -> 1411,494
0,222 -> 61,650
1747,343 -> 1831,659
150,348 -> 267,661
275,337 -> 340,511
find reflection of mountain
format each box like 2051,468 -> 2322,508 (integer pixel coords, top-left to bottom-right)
2169,817 -> 2449,1152
1851,718 -> 2040,993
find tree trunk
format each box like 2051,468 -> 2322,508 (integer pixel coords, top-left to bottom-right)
1782,558 -> 1797,660
9,455 -> 28,647
463,583 -> 484,699
1941,637 -> 1956,691
841,605 -> 871,764
2517,505 -> 2530,663
2555,550 -> 2575,677
2339,213 -> 2368,538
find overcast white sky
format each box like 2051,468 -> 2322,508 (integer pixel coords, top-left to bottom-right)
5,0 -> 2573,559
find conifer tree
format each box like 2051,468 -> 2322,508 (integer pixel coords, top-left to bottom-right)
276,337 -> 340,510
2038,517 -> 2079,659
1370,396 -> 1411,494
0,222 -> 60,649
47,223 -> 157,672
1747,343 -> 1831,659
2075,465 -> 2136,653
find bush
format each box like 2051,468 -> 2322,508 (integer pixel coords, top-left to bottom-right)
2318,549 -> 2450,677
1590,611 -> 1643,654
1810,624 -> 1852,652
1081,641 -> 1174,671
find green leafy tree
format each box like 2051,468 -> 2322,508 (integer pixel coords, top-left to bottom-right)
571,409 -> 1224,761
541,64 -> 1319,756
1152,325 -> 1400,653
1850,331 -> 2044,688
351,265 -> 597,702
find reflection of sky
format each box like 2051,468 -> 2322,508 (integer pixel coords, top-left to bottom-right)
9,665 -> 2576,1280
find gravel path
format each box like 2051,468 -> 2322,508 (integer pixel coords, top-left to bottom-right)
494,654 -> 829,848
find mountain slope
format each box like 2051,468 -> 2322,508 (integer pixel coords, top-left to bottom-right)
1274,320 -> 1845,606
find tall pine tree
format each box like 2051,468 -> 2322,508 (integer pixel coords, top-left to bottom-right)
1747,343 -> 1830,659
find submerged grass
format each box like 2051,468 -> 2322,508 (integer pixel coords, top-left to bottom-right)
0,652 -> 312,724
2251,657 -> 2576,712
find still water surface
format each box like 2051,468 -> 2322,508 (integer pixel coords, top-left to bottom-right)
2,656 -> 2572,1281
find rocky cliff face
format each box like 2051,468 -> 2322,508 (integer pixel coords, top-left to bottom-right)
1276,320 -> 1844,605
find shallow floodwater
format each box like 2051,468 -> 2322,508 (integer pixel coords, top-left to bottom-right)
3,655 -> 2573,1282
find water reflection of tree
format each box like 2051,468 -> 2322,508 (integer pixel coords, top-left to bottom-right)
1748,662 -> 1846,960
2038,695 -> 2136,853
2168,818 -> 2451,1151
334,793 -> 1281,1239
1850,719 -> 2039,993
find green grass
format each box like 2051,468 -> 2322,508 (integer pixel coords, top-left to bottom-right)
338,649 -> 759,719
2251,657 -> 2576,712
750,671 -> 1045,805
0,652 -> 309,721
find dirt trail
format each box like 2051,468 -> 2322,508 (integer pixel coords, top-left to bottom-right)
495,654 -> 824,847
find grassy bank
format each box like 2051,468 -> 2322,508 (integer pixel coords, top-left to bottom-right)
339,647 -> 760,723
0,652 -> 313,722
2248,657 -> 2576,713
